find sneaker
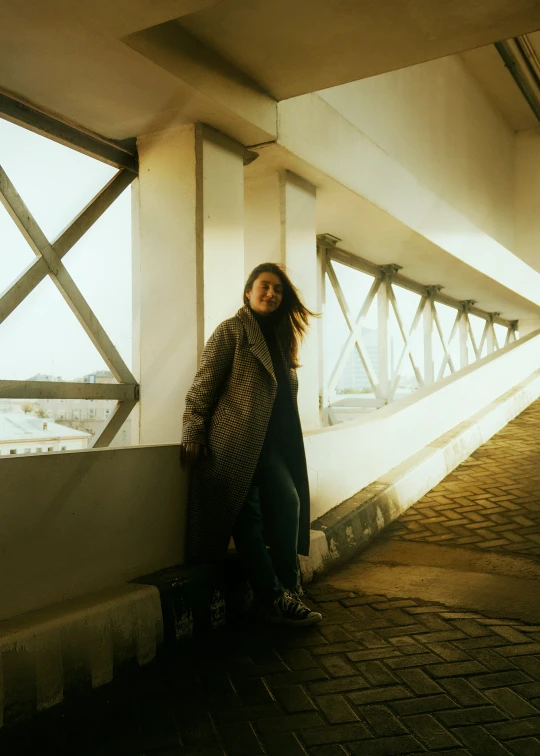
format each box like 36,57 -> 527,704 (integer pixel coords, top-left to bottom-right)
268,591 -> 322,626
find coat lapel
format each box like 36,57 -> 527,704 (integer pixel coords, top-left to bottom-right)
237,306 -> 276,382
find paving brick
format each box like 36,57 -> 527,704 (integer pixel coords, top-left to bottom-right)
308,677 -> 368,695
213,704 -> 282,723
467,648 -> 517,672
348,686 -> 412,705
218,721 -> 264,754
484,687 -> 540,717
273,686 -> 316,713
498,644 -> 540,657
346,648 -> 402,662
311,642 -> 360,656
389,694 -> 459,716
319,626 -> 353,644
427,642 -> 470,662
456,636 -> 512,650
437,705 -> 508,727
260,731 -> 308,756
308,746 -> 347,756
299,722 -> 372,745
395,668 -> 443,695
470,671 -> 531,689
233,677 -> 276,705
403,713 -> 460,749
491,625 -> 533,644
426,661 -> 487,677
513,656 -> 540,680
377,625 -> 427,638
347,735 -> 422,754
315,695 -> 358,723
359,704 -> 407,736
266,669 -> 329,687
487,716 -> 540,740
319,655 -> 358,678
386,653 -> 442,669
414,631 -> 466,644
256,712 -> 324,734
341,596 -> 387,607
514,682 -> 540,699
280,649 -> 320,671
440,677 -> 490,706
355,661 -> 399,686
508,737 -> 540,755
352,630 -> 390,648
453,725 -> 514,756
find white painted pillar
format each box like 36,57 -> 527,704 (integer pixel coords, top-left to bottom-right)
134,124 -> 245,444
281,173 -> 320,430
244,170 -> 320,429
201,128 -> 245,341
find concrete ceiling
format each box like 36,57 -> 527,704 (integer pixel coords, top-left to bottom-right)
461,33 -> 540,131
246,143 -> 540,320
2,1 -> 540,141
177,0 -> 540,100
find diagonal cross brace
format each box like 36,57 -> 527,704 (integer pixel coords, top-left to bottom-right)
0,165 -> 136,385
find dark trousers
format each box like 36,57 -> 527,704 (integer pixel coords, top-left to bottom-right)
232,448 -> 301,606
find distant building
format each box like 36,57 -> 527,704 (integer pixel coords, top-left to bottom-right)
337,328 -> 379,393
0,370 -> 133,450
0,413 -> 91,456
53,370 -> 132,447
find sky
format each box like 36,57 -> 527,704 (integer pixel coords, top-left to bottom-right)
0,118 -> 132,382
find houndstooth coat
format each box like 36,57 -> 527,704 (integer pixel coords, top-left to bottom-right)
182,305 -> 310,562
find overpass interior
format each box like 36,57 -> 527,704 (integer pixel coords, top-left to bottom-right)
1,0 -> 540,746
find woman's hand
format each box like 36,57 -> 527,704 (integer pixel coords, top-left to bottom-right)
180,442 -> 208,468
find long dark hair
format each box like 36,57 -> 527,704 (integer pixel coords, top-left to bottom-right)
243,263 -> 316,368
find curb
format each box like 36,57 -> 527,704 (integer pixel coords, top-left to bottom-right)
0,556 -> 252,729
304,368 -> 540,576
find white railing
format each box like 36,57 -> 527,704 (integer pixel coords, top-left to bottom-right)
318,235 -> 518,425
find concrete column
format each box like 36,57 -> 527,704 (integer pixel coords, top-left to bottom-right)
245,170 -> 320,429
134,124 -> 245,444
201,128 -> 245,341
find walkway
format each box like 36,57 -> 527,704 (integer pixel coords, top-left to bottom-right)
2,401 -> 540,755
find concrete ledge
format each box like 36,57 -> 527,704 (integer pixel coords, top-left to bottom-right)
0,557 -> 252,729
304,368 -> 540,577
0,584 -> 162,728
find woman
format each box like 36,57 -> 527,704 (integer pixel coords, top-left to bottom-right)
180,263 -> 322,626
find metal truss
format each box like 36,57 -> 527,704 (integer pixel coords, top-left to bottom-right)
318,236 -> 518,425
0,110 -> 138,448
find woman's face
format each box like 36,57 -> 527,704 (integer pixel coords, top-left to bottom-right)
246,272 -> 284,316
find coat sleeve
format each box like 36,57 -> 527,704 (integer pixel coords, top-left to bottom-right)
181,321 -> 237,444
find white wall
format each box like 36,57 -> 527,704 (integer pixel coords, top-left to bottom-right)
305,328 -> 540,519
278,94 -> 540,312
202,132 -> 245,341
516,129 -> 540,273
244,170 -> 321,428
319,55 -> 515,250
0,445 -> 186,622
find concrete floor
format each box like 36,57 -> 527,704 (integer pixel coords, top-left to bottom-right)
327,398 -> 540,627
327,539 -> 540,625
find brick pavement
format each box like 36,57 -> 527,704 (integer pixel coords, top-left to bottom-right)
2,585 -> 540,755
385,400 -> 540,560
